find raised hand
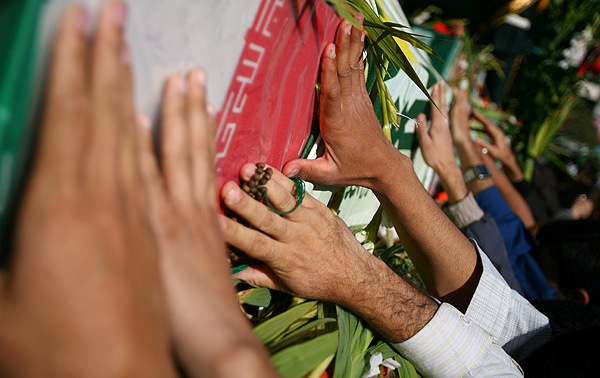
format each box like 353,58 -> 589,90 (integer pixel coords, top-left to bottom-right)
138,71 -> 276,377
2,1 -> 174,375
448,87 -> 473,144
221,163 -> 369,304
220,164 -> 438,342
472,110 -> 523,182
283,16 -> 399,189
416,82 -> 468,204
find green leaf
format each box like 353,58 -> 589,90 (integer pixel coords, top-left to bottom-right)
325,0 -> 361,28
307,354 -> 335,378
272,318 -> 338,353
238,287 -> 272,307
343,0 -> 440,111
272,331 -> 339,378
333,305 -> 374,378
254,300 -> 318,346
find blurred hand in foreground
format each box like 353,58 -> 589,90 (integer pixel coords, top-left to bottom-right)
2,1 -> 174,375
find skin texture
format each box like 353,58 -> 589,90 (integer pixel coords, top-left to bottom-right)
283,19 -> 480,313
140,71 -> 276,378
221,164 -> 438,343
221,18 -> 490,353
416,82 -> 468,205
0,2 -> 175,376
466,108 -> 536,230
1,2 -> 276,377
472,110 -> 523,183
449,88 -> 495,197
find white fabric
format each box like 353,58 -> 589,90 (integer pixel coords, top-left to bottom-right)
466,244 -> 552,360
392,244 -> 551,377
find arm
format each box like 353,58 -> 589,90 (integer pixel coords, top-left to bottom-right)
1,3 -> 176,375
222,164 -> 438,343
471,111 -> 536,229
220,163 -> 524,377
139,72 -> 276,378
472,110 -> 523,183
479,149 -> 537,230
222,19 -> 539,376
284,18 -> 480,313
416,84 -> 523,296
450,90 -> 555,301
448,89 -> 496,197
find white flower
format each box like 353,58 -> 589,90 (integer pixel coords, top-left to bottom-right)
558,26 -> 593,69
363,352 -> 402,378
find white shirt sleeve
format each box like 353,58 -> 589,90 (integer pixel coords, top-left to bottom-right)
392,303 -> 523,377
466,242 -> 552,360
391,241 -> 551,377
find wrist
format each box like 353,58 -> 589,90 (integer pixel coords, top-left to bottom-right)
502,159 -> 523,182
437,166 -> 468,204
368,151 -> 415,193
340,256 -> 438,342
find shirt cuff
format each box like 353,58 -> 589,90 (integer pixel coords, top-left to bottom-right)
442,192 -> 485,228
393,303 -> 495,377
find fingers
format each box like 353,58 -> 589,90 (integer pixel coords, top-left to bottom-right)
283,157 -> 336,186
38,5 -> 90,177
161,75 -> 193,204
136,115 -> 168,218
451,86 -> 469,107
186,69 -> 217,205
159,69 -> 217,210
86,0 -> 132,186
429,82 -> 448,128
475,143 -> 496,169
240,163 -> 299,213
219,212 -> 282,264
320,44 -> 344,125
240,163 -> 295,195
221,182 -> 289,239
474,139 -> 499,159
348,14 -> 366,95
334,19 -> 354,94
472,110 -> 503,141
335,17 -> 366,96
415,113 -> 430,148
233,265 -> 280,291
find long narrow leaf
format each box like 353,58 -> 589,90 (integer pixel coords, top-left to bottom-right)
272,331 -> 339,378
333,305 -> 374,378
271,318 -> 337,353
254,300 -> 317,346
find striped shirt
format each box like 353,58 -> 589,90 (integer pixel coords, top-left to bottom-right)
393,245 -> 551,377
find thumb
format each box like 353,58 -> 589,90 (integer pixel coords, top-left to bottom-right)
233,265 -> 281,292
283,157 -> 338,186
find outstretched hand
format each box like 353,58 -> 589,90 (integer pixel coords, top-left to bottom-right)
138,70 -> 276,378
283,16 -> 399,189
472,110 -> 523,182
416,82 -> 467,203
416,82 -> 456,175
449,87 -> 472,146
220,164 -> 438,343
3,2 -> 173,375
221,164 -> 374,306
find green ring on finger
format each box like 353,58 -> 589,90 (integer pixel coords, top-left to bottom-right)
263,178 -> 305,215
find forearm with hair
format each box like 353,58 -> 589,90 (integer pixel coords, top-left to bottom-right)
339,254 -> 439,343
369,153 -> 480,313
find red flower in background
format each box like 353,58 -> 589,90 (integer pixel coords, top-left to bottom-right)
593,57 -> 600,74
432,21 -> 452,35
